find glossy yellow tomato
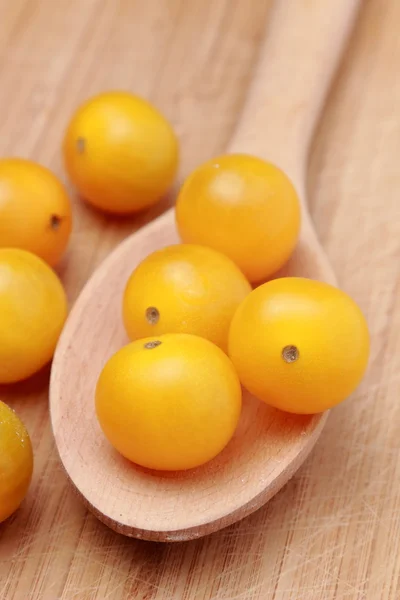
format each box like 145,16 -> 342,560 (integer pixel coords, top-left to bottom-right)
123,244 -> 251,352
0,249 -> 68,383
96,334 -> 242,471
175,154 -> 300,282
228,278 -> 370,414
63,91 -> 179,214
0,401 -> 33,523
0,159 -> 72,266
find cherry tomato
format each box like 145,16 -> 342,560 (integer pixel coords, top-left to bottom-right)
123,244 -> 251,352
0,401 -> 33,523
63,91 -> 178,214
228,277 -> 370,414
96,334 -> 242,471
0,249 -> 67,383
175,154 -> 300,282
0,159 -> 72,266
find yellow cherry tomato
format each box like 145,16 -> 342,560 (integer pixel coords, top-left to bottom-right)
63,91 -> 179,214
0,249 -> 68,383
96,334 -> 242,471
0,401 -> 33,523
175,154 -> 301,283
123,244 -> 251,352
0,159 -> 72,266
228,277 -> 370,414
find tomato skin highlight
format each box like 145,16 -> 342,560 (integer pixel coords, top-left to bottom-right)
95,334 -> 242,471
228,277 -> 370,414
175,154 -> 301,282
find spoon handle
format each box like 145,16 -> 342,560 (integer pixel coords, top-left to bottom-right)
229,0 -> 361,186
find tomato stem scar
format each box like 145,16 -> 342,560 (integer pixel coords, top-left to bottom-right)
50,214 -> 63,230
282,345 -> 299,363
76,137 -> 86,153
146,307 -> 159,325
144,340 -> 162,349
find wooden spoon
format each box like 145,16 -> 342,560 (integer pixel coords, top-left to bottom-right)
50,0 -> 361,542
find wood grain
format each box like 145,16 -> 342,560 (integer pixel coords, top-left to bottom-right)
0,0 -> 399,597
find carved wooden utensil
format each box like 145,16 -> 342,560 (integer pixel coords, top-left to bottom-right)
50,0 -> 361,542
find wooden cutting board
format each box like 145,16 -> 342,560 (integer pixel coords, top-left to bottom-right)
0,0 -> 399,598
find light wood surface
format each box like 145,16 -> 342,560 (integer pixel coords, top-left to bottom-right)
0,0 -> 399,597
49,0 -> 358,542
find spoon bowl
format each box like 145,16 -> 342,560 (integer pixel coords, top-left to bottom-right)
50,0 -> 361,541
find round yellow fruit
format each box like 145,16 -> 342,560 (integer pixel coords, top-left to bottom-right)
63,91 -> 179,214
0,401 -> 34,523
96,334 -> 242,471
0,158 -> 72,266
123,244 -> 251,352
0,248 -> 68,383
175,154 -> 301,282
228,277 -> 370,414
